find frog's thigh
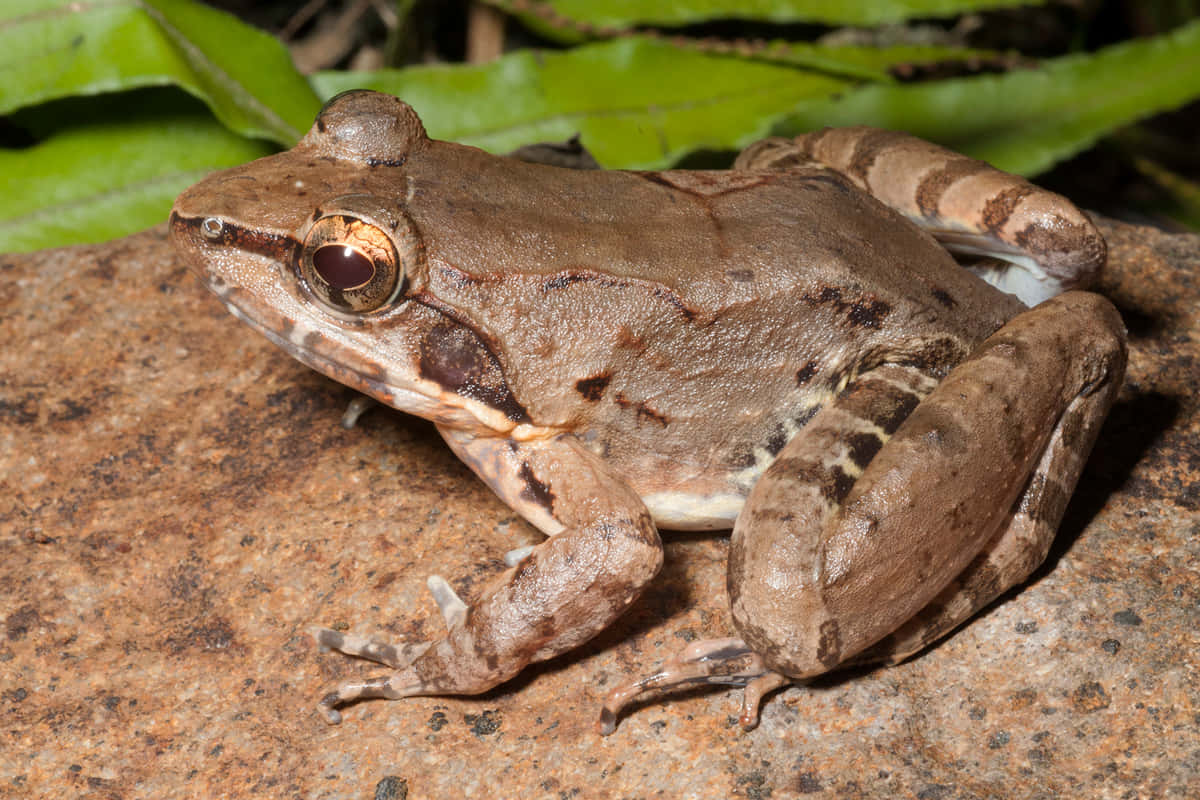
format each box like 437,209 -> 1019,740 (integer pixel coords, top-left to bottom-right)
727,359 -> 937,677
735,129 -> 1105,305
858,312 -> 1125,664
731,291 -> 1126,679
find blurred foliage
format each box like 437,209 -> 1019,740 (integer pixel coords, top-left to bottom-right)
2,0 -> 1199,251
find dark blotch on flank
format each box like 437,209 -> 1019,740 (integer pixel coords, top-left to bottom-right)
816,619 -> 842,668
802,286 -> 890,329
635,402 -> 669,427
518,462 -> 555,513
795,360 -> 819,386
847,299 -> 891,329
575,373 -> 612,401
807,286 -> 842,305
931,287 -> 956,308
765,424 -> 789,456
613,392 -> 668,426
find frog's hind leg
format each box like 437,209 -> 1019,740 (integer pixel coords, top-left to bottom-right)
735,128 -> 1106,305
598,355 -> 943,734
598,638 -> 789,734
600,292 -> 1124,734
732,290 -> 1125,683
854,321 -> 1124,665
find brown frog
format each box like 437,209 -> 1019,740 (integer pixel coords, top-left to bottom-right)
170,90 -> 1126,733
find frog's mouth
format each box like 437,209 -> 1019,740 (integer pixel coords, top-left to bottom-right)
169,210 -> 477,425
171,211 -> 402,401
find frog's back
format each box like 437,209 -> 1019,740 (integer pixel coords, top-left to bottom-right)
409,142 -> 1018,337
406,145 -> 1025,527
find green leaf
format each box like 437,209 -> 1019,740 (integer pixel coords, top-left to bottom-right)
0,0 -> 320,144
1130,156 -> 1200,231
0,91 -> 272,253
314,37 -> 852,168
775,18 -> 1200,176
752,41 -> 1009,83
495,0 -> 1045,32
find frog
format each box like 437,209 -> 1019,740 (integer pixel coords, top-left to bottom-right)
169,90 -> 1126,734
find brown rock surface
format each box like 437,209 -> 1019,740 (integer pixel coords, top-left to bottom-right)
2,219 -> 1196,799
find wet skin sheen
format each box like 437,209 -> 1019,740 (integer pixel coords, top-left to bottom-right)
170,91 -> 1127,733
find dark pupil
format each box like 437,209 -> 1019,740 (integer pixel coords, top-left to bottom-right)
313,245 -> 374,289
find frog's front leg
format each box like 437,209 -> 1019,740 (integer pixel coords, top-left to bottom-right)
601,291 -> 1125,732
314,431 -> 663,723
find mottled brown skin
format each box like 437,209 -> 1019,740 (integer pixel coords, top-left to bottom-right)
169,91 -> 1126,733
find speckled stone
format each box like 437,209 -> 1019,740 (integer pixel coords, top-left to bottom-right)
1,219 -> 1196,799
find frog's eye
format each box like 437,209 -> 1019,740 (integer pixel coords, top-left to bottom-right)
299,214 -> 404,313
299,215 -> 401,312
299,195 -> 426,314
313,244 -> 375,289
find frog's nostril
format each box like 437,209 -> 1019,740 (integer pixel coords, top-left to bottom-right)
201,217 -> 224,240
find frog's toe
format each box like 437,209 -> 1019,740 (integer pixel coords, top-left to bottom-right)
503,545 -> 535,567
597,637 -> 789,734
312,631 -> 437,724
317,671 -> 428,725
426,574 -> 468,629
739,671 -> 791,730
310,626 -> 432,669
339,395 -> 378,428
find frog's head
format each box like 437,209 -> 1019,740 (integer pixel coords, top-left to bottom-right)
170,91 -> 528,431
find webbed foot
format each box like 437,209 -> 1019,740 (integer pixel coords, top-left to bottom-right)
598,637 -> 789,734
311,431 -> 665,727
311,575 -> 466,724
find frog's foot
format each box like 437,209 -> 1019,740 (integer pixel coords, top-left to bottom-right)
311,575 -> 466,723
598,638 -> 790,735
339,395 -> 378,429
315,659 -> 432,724
314,432 -> 665,726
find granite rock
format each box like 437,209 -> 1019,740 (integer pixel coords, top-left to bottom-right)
1,219 -> 1196,799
